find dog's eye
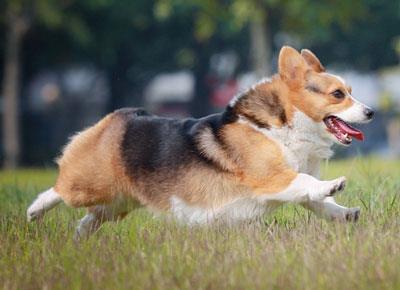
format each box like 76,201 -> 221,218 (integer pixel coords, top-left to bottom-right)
331,90 -> 345,99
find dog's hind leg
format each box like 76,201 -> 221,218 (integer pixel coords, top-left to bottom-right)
301,197 -> 360,222
74,198 -> 134,240
27,188 -> 63,222
74,209 -> 104,241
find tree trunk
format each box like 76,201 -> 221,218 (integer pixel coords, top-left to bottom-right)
1,12 -> 29,169
191,41 -> 211,117
249,11 -> 271,78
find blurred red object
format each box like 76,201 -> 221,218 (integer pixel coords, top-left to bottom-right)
210,79 -> 239,108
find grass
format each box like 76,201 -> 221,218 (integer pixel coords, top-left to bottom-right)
1,157 -> 400,290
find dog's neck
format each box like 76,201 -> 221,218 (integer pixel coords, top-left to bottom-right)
227,76 -> 294,130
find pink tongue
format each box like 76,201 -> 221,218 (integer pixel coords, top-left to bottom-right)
334,118 -> 364,141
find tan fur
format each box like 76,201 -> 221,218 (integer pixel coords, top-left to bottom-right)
220,122 -> 297,194
54,113 -> 130,207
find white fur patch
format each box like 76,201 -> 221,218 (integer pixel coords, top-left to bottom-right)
170,195 -> 280,225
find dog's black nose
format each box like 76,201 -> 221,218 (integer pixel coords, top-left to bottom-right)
364,108 -> 374,120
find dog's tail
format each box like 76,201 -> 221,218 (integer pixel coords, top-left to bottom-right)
27,187 -> 63,222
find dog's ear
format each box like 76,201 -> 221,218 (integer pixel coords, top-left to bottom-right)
301,49 -> 325,73
278,46 -> 308,87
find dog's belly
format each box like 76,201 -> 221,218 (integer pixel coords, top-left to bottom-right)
169,195 -> 282,224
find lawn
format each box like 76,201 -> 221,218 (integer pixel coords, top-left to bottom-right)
1,158 -> 400,290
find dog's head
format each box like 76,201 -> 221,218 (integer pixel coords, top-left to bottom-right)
278,46 -> 374,146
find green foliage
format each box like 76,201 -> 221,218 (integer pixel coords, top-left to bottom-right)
35,0 -> 64,28
0,158 -> 400,289
154,0 -> 367,42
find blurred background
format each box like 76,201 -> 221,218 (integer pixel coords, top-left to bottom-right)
0,0 -> 399,169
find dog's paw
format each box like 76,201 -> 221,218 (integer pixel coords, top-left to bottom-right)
309,176 -> 346,201
327,176 -> 346,196
345,207 -> 360,222
331,207 -> 360,222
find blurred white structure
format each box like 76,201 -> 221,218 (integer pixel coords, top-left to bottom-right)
380,68 -> 400,110
210,52 -> 238,80
237,72 -> 258,92
144,71 -> 195,106
379,68 -> 400,157
334,70 -> 380,108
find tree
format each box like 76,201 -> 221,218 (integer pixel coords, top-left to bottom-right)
1,1 -> 32,169
0,0 -> 98,168
156,0 -> 367,75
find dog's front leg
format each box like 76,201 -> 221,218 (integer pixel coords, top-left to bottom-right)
301,197 -> 360,222
261,173 -> 347,203
297,160 -> 359,221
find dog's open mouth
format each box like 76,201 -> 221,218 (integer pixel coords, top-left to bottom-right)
323,116 -> 364,145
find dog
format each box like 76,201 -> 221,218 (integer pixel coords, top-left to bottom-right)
27,46 -> 374,239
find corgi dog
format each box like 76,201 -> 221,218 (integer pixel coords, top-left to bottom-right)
27,46 -> 374,239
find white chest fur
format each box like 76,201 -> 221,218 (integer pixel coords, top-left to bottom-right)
239,110 -> 334,175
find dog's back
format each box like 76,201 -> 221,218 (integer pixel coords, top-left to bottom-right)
54,108 -> 243,211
